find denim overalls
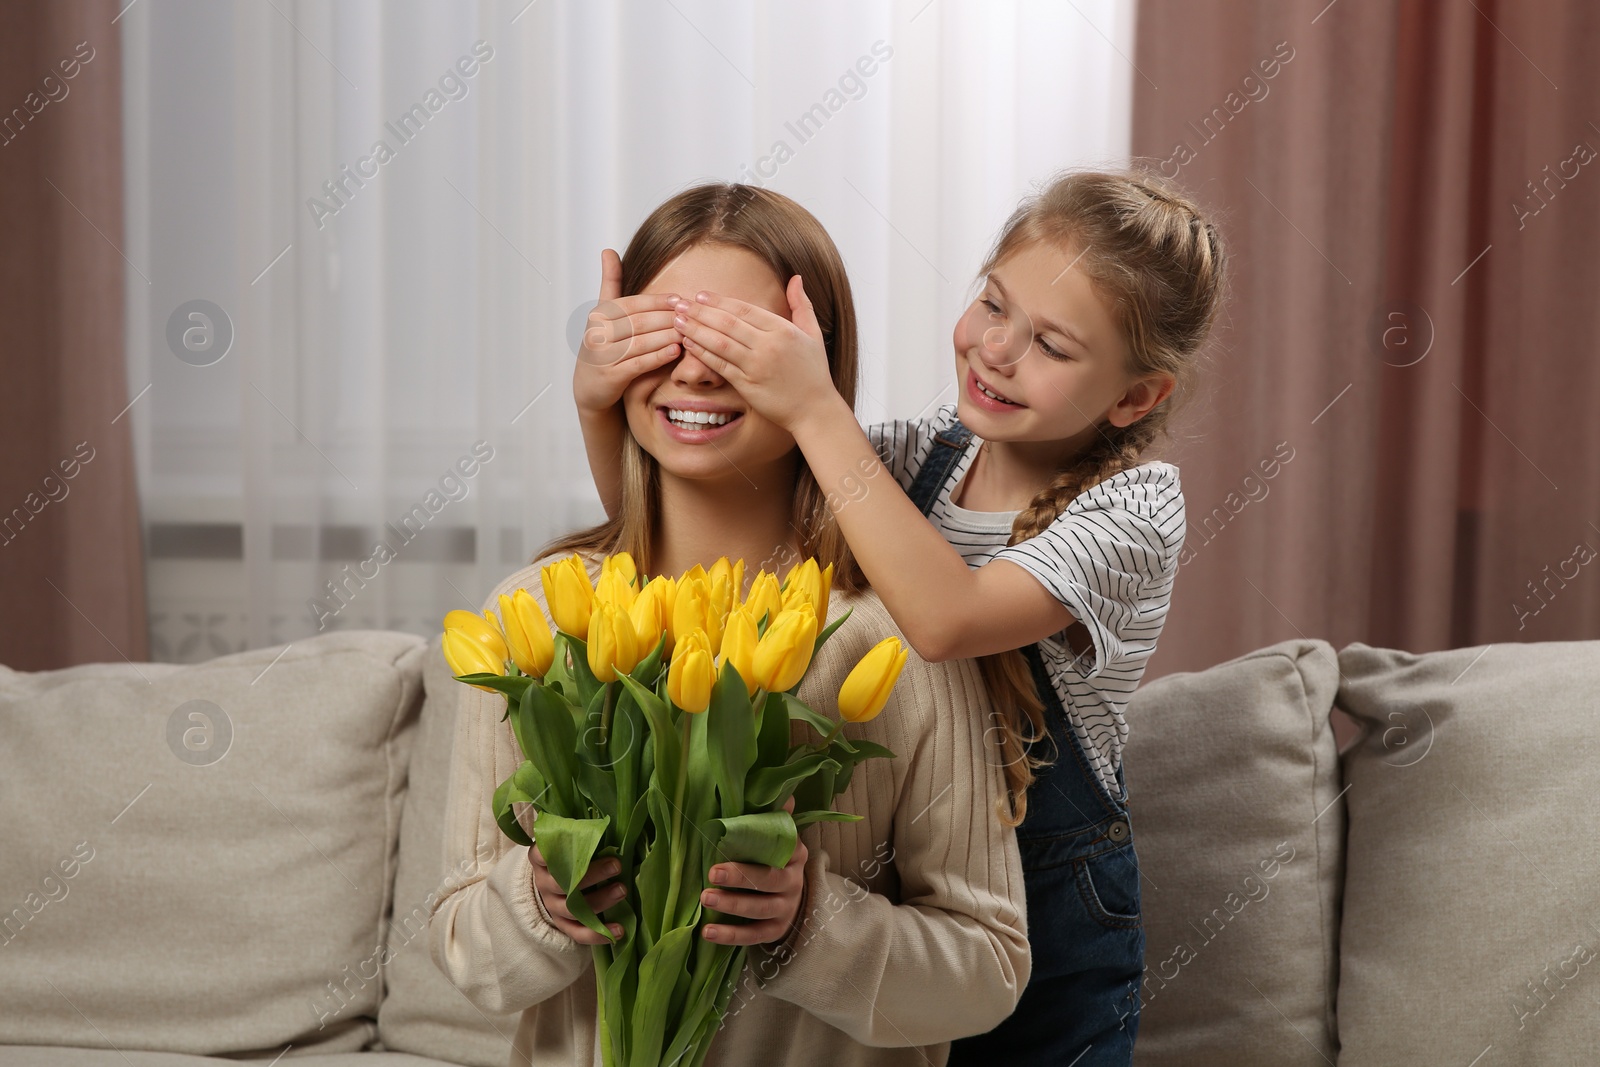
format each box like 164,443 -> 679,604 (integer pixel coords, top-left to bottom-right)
904,416 -> 1145,1067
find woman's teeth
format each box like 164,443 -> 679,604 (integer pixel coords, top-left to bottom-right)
977,379 -> 1018,405
666,408 -> 736,429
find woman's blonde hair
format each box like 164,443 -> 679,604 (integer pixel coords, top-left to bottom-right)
535,182 -> 866,592
976,168 -> 1229,826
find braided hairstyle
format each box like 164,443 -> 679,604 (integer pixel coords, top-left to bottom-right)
979,168 -> 1228,826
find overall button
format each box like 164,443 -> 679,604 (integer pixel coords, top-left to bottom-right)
1106,818 -> 1130,842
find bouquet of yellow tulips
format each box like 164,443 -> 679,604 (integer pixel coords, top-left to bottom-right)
441,553 -> 908,1067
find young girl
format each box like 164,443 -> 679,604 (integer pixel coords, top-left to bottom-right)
575,170 -> 1227,1066
434,183 -> 1030,1067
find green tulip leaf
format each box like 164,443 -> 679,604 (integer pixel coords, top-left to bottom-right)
512,758 -> 549,799
581,684 -> 606,741
490,770 -> 533,847
835,755 -> 857,796
661,943 -> 741,1067
618,671 -> 679,791
610,688 -> 645,833
789,760 -> 836,822
502,688 -> 528,753
531,810 -> 614,942
630,631 -> 669,688
775,692 -> 848,749
829,737 -> 897,797
707,809 -> 799,870
792,808 -> 863,828
455,672 -> 534,703
559,632 -> 603,706
619,790 -> 651,861
754,689 -> 791,773
630,924 -> 696,1067
639,731 -> 656,802
576,760 -> 617,819
811,605 -> 854,655
598,913 -> 638,1066
635,790 -> 676,950
572,689 -> 617,817
705,661 -> 756,819
685,703 -> 718,829
543,633 -> 579,699
519,684 -> 583,815
675,836 -> 709,933
747,752 -> 842,809
840,738 -> 896,761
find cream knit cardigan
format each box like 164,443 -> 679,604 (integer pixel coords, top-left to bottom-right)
428,557 -> 1030,1067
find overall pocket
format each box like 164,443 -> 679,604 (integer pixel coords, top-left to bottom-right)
1074,836 -> 1141,929
1019,814 -> 1143,947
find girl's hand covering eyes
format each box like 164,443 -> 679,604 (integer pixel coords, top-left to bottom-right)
673,276 -> 838,435
572,248 -> 687,414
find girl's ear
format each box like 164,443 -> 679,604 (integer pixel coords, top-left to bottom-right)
1111,373 -> 1176,426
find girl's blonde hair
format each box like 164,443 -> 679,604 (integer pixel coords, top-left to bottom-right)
535,182 -> 867,591
976,168 -> 1228,827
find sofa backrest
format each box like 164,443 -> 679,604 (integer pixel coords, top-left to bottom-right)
12,629 -> 1590,1067
1331,639 -> 1600,1066
1123,638 -> 1345,1067
0,630 -> 427,1057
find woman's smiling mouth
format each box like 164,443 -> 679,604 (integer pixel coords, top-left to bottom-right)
657,400 -> 744,440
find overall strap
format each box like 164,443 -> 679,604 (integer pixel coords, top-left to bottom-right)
905,416 -> 974,517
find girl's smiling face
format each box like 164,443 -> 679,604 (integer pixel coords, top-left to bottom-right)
952,238 -> 1156,462
623,242 -> 801,484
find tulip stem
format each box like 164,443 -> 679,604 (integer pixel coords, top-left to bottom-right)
662,708 -> 693,930
816,718 -> 845,752
600,682 -> 615,748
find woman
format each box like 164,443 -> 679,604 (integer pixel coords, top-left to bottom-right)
427,184 -> 1029,1066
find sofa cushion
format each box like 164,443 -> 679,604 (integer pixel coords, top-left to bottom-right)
1333,640 -> 1600,1066
0,631 -> 426,1057
1123,639 -> 1344,1067
376,637 -> 517,1067
0,1048 -> 458,1067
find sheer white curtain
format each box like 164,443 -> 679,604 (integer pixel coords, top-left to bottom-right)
121,0 -> 1135,662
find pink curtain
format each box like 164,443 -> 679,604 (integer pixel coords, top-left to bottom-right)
0,0 -> 147,670
1133,0 -> 1600,680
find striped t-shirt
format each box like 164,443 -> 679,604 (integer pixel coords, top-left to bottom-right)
867,403 -> 1186,800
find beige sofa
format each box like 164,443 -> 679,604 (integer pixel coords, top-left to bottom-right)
2,631 -> 1593,1067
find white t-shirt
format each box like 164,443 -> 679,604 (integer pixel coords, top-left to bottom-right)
867,403 -> 1186,801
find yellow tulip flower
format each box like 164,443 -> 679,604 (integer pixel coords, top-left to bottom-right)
602,552 -> 638,588
668,628 -> 716,713
443,609 -> 509,663
709,571 -> 735,631
442,628 -> 505,693
628,576 -> 671,657
655,575 -> 679,651
707,556 -> 744,619
540,555 -> 595,639
497,589 -> 554,678
587,600 -> 641,684
752,608 -> 818,694
743,571 -> 783,631
838,636 -> 908,723
781,558 -> 833,625
718,604 -> 760,696
595,566 -> 637,611
672,576 -> 723,656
